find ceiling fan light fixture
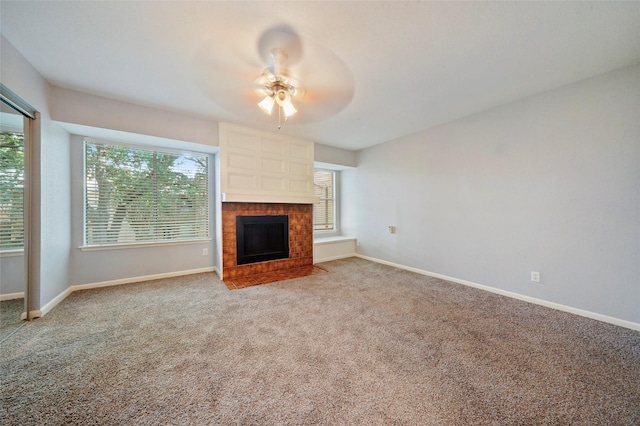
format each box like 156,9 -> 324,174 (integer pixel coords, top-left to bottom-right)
258,95 -> 275,114
255,49 -> 301,128
274,89 -> 290,106
282,100 -> 297,118
273,89 -> 297,118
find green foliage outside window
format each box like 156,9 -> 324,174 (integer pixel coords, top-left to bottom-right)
85,141 -> 209,245
0,131 -> 24,250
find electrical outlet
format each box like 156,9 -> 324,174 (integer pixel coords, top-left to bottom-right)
531,271 -> 540,282
202,248 -> 208,256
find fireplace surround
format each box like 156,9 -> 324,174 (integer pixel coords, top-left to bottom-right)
221,202 -> 313,280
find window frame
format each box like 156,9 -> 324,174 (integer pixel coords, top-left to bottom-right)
81,138 -> 211,250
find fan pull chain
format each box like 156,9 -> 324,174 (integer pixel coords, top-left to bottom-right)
278,104 -> 282,129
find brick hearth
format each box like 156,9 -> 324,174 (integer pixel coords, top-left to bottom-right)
221,202 -> 314,280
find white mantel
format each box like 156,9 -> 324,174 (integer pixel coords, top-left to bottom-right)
219,123 -> 319,204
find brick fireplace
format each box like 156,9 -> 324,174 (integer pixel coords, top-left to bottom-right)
221,202 -> 314,280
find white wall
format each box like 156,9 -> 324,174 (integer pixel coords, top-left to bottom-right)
345,64 -> 640,325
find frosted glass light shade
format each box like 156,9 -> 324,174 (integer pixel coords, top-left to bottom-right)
258,96 -> 275,114
282,101 -> 297,117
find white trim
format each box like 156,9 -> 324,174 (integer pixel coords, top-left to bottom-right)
0,292 -> 24,301
314,236 -> 357,245
79,239 -> 212,251
314,161 -> 355,171
0,249 -> 24,258
71,267 -> 216,292
34,267 -> 217,319
221,193 -> 319,204
355,254 -> 640,332
38,287 -> 72,317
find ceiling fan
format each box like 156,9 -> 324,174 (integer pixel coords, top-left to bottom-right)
194,25 -> 355,129
254,48 -> 302,129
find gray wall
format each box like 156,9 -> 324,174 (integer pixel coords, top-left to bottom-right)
54,87 -> 221,286
314,143 -> 356,168
343,64 -> 640,324
1,35 -> 72,310
39,120 -> 72,305
51,86 -> 219,147
0,255 -> 24,295
69,135 -> 216,285
2,34 -> 218,304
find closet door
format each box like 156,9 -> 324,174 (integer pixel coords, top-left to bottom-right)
1,84 -> 36,336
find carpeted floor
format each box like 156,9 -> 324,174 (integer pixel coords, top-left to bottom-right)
1,258 -> 639,425
0,298 -> 24,343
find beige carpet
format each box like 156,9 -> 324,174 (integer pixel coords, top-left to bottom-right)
1,258 -> 638,425
0,298 -> 24,343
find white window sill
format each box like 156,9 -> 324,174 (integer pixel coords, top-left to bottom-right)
314,229 -> 339,238
0,249 -> 24,258
79,239 -> 212,252
314,236 -> 357,245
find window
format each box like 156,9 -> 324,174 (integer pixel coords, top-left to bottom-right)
84,140 -> 209,246
313,169 -> 335,231
0,130 -> 24,251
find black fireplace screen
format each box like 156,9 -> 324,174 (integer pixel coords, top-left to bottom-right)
236,215 -> 289,265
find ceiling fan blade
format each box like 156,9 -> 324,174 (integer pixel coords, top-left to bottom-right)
192,34 -> 267,116
289,41 -> 355,122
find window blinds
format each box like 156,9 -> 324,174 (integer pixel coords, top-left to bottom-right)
85,141 -> 209,246
313,169 -> 335,231
0,131 -> 24,250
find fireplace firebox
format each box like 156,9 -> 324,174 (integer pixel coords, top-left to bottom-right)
236,215 -> 289,265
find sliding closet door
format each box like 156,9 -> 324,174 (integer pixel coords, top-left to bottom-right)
1,83 -> 36,334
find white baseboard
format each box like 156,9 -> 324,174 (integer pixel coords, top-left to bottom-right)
70,267 -> 216,292
39,287 -> 73,318
37,267 -> 217,319
0,292 -> 24,301
355,254 -> 640,332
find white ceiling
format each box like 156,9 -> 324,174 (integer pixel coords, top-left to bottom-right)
2,1 -> 639,151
